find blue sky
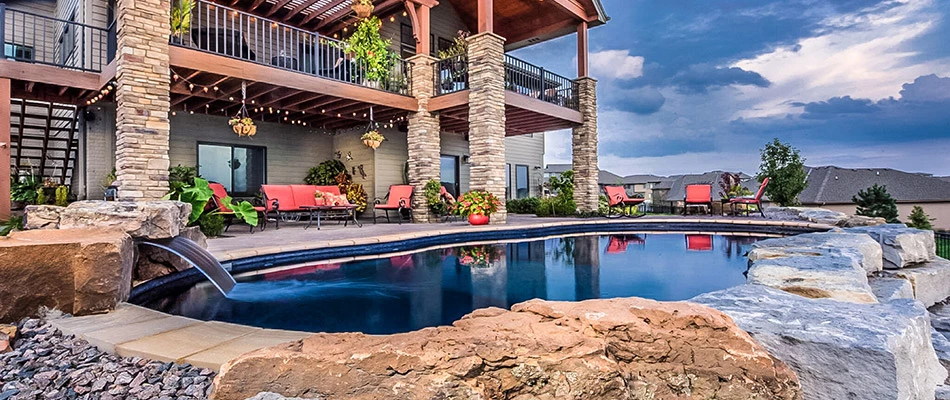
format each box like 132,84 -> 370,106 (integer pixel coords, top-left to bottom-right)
512,0 -> 950,177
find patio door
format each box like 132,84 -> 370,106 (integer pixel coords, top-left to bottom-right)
198,143 -> 266,197
440,155 -> 459,198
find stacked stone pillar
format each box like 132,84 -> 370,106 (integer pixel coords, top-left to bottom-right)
466,33 -> 507,224
406,55 -> 441,223
114,0 -> 172,200
572,77 -> 599,212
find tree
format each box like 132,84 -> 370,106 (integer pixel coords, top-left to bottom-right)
906,205 -> 933,230
853,184 -> 900,223
757,139 -> 807,206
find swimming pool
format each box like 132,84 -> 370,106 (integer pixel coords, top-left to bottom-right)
143,233 -> 761,334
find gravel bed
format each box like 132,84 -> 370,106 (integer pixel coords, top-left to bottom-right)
1,318 -> 214,400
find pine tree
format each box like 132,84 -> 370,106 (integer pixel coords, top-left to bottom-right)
853,184 -> 900,223
906,205 -> 933,230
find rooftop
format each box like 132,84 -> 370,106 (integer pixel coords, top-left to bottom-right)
799,166 -> 950,204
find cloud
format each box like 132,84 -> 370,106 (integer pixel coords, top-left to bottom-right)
589,50 -> 645,80
899,74 -> 950,101
670,64 -> 771,94
793,96 -> 880,117
605,86 -> 666,115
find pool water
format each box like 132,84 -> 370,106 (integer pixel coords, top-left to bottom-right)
145,234 -> 760,334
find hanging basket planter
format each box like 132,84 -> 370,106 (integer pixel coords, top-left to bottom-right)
361,130 -> 385,150
352,2 -> 374,19
230,117 -> 257,137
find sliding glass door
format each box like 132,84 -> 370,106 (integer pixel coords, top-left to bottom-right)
197,143 -> 266,197
440,155 -> 460,198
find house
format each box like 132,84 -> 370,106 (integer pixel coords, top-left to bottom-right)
0,0 -> 609,224
621,174 -> 663,202
652,171 -> 761,214
799,166 -> 950,229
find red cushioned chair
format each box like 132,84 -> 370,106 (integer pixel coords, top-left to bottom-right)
684,184 -> 713,215
726,178 -> 769,217
686,234 -> 713,251
261,184 -> 297,229
374,185 -> 413,224
208,182 -> 266,233
603,186 -> 645,218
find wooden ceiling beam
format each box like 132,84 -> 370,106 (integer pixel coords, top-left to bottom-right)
265,0 -> 296,17
317,0 -> 401,32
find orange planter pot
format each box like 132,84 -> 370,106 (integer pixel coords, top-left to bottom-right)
468,214 -> 489,225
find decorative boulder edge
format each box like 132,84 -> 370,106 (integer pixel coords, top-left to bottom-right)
846,224 -> 936,269
213,297 -> 802,400
764,206 -> 847,225
693,285 -> 945,400
23,205 -> 66,230
58,200 -> 191,240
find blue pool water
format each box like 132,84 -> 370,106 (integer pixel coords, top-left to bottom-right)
146,234 -> 760,334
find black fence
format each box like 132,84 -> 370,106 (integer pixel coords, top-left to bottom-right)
0,4 -> 115,72
434,54 -> 467,96
937,231 -> 949,259
504,54 -> 578,110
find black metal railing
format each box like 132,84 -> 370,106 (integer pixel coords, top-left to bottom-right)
172,0 -> 411,96
504,54 -> 578,110
434,54 -> 467,96
937,231 -> 949,259
0,4 -> 114,72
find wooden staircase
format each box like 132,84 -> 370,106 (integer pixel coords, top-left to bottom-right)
9,99 -> 80,185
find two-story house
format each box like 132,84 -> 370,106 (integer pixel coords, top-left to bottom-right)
0,0 -> 607,224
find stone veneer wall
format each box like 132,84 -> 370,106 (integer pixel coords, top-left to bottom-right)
467,33 -> 507,223
114,0 -> 171,200
407,55 -> 441,223
572,77 -> 599,212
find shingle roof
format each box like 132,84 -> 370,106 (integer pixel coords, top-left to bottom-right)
599,170 -> 624,185
543,164 -> 572,174
621,174 -> 664,184
798,166 -> 950,204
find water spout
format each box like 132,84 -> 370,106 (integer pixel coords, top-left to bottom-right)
138,236 -> 236,296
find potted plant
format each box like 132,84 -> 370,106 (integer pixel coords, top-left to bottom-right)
456,190 -> 501,225
351,0 -> 374,19
424,179 -> 448,217
229,116 -> 257,137
361,130 -> 385,149
170,0 -> 195,45
438,31 -> 470,83
337,16 -> 393,88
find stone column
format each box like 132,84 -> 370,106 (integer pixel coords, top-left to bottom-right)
467,32 -> 507,224
572,77 -> 598,212
114,0 -> 172,200
406,54 -> 441,223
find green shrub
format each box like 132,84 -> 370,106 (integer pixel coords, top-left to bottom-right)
854,184 -> 900,223
305,160 -> 346,185
536,196 -> 575,217
169,164 -> 199,193
196,212 -> 225,237
1,216 -> 24,236
424,180 -> 448,216
507,197 -> 541,214
906,205 -> 933,230
54,185 -> 69,207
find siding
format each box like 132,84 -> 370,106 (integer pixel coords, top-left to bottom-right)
505,134 -> 545,198
333,131 -> 378,202
373,128 -> 408,206
379,0 -> 468,57
80,102 -> 117,199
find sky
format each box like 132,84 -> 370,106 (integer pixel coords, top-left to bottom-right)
511,0 -> 950,177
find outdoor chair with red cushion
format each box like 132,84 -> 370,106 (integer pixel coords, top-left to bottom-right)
603,186 -> 645,218
726,178 -> 769,217
684,184 -> 713,215
374,185 -> 413,224
686,234 -> 713,251
208,182 -> 266,233
261,184 -> 297,229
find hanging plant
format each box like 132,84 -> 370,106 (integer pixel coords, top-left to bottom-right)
335,16 -> 393,84
229,117 -> 256,137
351,0 -> 374,19
361,130 -> 384,149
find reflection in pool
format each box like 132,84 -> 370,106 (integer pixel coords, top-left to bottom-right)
145,234 -> 760,334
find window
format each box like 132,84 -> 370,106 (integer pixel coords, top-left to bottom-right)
515,165 -> 529,199
400,23 -> 415,59
59,10 -> 77,66
437,37 -> 453,56
4,43 -> 34,61
198,143 -> 266,197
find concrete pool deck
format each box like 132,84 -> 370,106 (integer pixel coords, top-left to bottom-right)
50,215 -> 833,372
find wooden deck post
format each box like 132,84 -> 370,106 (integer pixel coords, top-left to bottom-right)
477,0 -> 493,33
577,22 -> 589,78
0,78 -> 10,220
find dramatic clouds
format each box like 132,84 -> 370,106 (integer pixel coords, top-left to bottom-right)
670,65 -> 771,94
588,50 -> 645,80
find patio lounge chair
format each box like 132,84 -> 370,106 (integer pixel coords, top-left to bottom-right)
683,184 -> 713,215
374,185 -> 413,224
208,182 -> 265,233
603,186 -> 645,218
686,234 -> 713,251
725,178 -> 769,217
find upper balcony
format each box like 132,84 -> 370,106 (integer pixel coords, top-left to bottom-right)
434,54 -> 578,111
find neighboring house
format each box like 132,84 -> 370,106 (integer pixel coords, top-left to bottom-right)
0,0 -> 609,222
799,166 -> 950,229
622,174 -> 663,202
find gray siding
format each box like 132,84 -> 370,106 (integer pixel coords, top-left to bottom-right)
505,134 -> 545,198
80,102 -> 117,199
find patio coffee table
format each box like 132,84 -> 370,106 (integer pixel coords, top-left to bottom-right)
301,205 -> 362,230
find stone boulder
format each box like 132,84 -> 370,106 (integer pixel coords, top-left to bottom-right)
213,298 -> 803,400
881,258 -> 950,308
933,328 -> 950,384
847,224 -> 935,269
693,285 -> 945,400
747,248 -> 877,303
23,205 -> 66,230
0,324 -> 15,353
58,201 -> 190,240
0,228 -> 133,322
837,215 -> 887,228
751,231 -> 883,274
869,276 -> 914,302
764,206 -> 847,225
134,226 -> 208,282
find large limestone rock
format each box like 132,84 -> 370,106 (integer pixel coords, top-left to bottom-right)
134,226 -> 208,282
213,298 -> 802,400
693,285 -> 945,400
837,215 -> 887,228
751,231 -> 884,274
23,205 -> 66,230
0,229 -> 133,321
847,224 -> 936,269
869,276 -> 915,302
747,248 -> 877,303
58,200 -> 190,240
932,302 -> 950,335
764,206 -> 847,225
882,258 -> 950,307
933,328 -> 950,384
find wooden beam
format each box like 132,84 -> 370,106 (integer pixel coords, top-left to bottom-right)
265,0 -> 295,17
318,0 -> 401,33
248,0 -> 268,12
38,103 -> 53,177
577,22 -> 588,78
416,4 -> 431,55
0,79 -> 9,220
61,112 -> 78,184
477,0 -> 492,33
504,92 -> 583,123
546,0 -> 590,21
428,90 -> 469,111
169,47 -> 417,111
300,0 -> 349,26
0,60 -> 101,91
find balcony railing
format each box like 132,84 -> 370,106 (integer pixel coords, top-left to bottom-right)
172,0 -> 411,96
0,4 -> 115,73
504,54 -> 578,110
434,54 -> 468,96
